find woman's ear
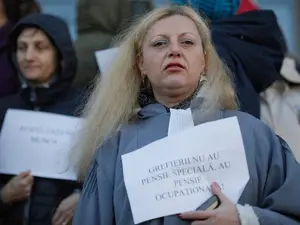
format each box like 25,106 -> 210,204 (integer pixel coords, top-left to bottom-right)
137,54 -> 145,74
199,57 -> 206,75
200,63 -> 205,72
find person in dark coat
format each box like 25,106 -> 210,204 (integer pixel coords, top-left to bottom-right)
210,9 -> 286,118
0,13 -> 84,225
0,0 -> 41,98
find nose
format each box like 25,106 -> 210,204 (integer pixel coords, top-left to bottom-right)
24,47 -> 35,61
168,42 -> 182,58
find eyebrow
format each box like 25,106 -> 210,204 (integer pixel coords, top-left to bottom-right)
18,39 -> 48,44
150,32 -> 197,41
17,41 -> 51,49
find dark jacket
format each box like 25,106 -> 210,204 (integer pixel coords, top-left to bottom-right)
211,10 -> 286,118
0,22 -> 18,98
0,14 -> 85,225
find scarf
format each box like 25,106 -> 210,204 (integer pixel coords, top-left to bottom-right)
138,85 -> 201,109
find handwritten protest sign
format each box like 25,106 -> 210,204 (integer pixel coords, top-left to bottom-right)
0,109 -> 83,180
122,117 -> 249,224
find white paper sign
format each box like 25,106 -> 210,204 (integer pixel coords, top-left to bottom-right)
122,117 -> 249,224
0,109 -> 83,180
95,47 -> 119,74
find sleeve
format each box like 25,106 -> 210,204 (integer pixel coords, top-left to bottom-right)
72,134 -> 119,225
236,204 -> 260,225
0,178 -> 12,218
252,127 -> 300,224
0,188 -> 5,216
72,162 -> 106,225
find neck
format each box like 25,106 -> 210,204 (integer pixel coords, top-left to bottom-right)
21,78 -> 52,89
155,95 -> 187,108
153,87 -> 197,108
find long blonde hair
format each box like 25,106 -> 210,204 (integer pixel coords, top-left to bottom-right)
74,5 -> 238,181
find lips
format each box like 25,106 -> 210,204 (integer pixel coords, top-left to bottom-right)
165,62 -> 185,70
24,65 -> 40,69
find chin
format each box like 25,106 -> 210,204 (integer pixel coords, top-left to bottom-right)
163,78 -> 187,89
24,74 -> 41,81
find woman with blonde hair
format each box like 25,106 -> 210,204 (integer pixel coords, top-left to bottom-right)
73,5 -> 300,225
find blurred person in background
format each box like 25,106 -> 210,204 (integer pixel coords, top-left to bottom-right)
0,0 -> 41,98
0,13 -> 84,225
261,55 -> 300,162
73,0 -> 153,89
171,0 -> 241,19
236,0 -> 258,14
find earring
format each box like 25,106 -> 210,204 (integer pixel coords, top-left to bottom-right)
141,73 -> 146,86
141,73 -> 152,90
200,74 -> 207,83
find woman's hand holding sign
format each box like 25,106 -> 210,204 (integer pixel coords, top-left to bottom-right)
0,170 -> 34,204
179,182 -> 241,225
52,192 -> 80,225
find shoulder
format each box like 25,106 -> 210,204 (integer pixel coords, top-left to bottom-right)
222,110 -> 297,159
95,122 -> 138,162
222,110 -> 271,131
0,93 -> 25,109
221,110 -> 277,146
50,88 -> 87,116
63,88 -> 87,104
0,94 -> 27,127
93,116 -> 166,169
94,131 -> 121,165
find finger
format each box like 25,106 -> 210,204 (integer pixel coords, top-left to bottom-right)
27,176 -> 34,185
211,182 -> 230,203
52,209 -> 63,225
179,210 -> 216,220
25,186 -> 31,192
25,190 -> 31,197
26,183 -> 33,192
54,212 -> 70,225
19,170 -> 31,177
23,176 -> 34,186
20,178 -> 31,187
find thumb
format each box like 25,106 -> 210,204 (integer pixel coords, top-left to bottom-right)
19,170 -> 31,177
211,182 -> 230,203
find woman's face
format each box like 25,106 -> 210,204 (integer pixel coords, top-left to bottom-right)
16,28 -> 57,84
138,15 -> 205,97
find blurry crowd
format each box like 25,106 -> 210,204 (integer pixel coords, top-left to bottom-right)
0,0 -> 299,224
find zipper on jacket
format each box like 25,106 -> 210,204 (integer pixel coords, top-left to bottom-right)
23,87 -> 39,225
30,87 -> 40,111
